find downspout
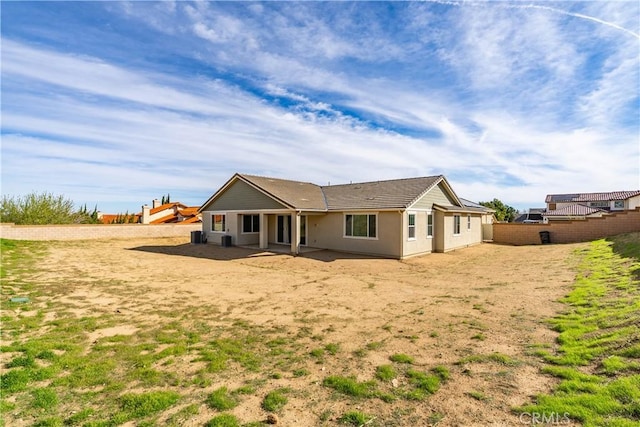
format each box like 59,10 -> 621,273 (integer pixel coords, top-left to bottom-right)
399,210 -> 404,259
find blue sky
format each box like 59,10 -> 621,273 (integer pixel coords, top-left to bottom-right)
2,1 -> 639,214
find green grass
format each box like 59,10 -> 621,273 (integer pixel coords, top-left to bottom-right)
515,236 -> 640,427
118,391 -> 180,418
204,413 -> 240,427
262,388 -> 290,412
375,364 -> 396,381
323,376 -> 377,398
324,361 -> 449,404
31,387 -> 58,411
467,390 -> 489,401
456,352 -> 520,366
389,353 -> 414,364
405,370 -> 441,396
206,387 -> 238,411
339,410 -> 374,425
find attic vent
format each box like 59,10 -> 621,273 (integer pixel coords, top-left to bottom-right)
366,197 -> 375,200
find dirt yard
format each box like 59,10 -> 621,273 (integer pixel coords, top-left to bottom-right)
7,237 -> 587,426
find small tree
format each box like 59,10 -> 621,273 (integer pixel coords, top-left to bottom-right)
479,198 -> 518,222
1,192 -> 77,225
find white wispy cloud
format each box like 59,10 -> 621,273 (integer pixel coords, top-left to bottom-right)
2,2 -> 638,213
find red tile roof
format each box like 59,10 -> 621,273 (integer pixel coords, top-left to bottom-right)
150,202 -> 188,215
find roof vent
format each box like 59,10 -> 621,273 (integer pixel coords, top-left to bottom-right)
366,197 -> 375,200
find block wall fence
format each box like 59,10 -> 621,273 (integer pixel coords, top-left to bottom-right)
0,223 -> 201,241
492,208 -> 640,245
1,210 -> 638,245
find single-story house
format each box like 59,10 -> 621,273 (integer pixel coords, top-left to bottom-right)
198,173 -> 493,258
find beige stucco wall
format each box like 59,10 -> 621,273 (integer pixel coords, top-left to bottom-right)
309,211 -> 402,258
439,213 -> 483,252
628,195 -> 640,210
402,211 -> 435,258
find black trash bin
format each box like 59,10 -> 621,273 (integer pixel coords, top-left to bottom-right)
539,231 -> 551,244
191,230 -> 202,244
221,235 -> 232,247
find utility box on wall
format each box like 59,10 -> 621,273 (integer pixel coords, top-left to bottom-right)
221,235 -> 232,247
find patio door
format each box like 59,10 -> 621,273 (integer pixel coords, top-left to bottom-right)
277,215 -> 307,245
277,215 -> 290,244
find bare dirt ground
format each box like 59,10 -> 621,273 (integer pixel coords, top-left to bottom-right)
12,238 -> 587,426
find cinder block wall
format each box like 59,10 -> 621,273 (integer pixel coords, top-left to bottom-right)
493,208 -> 640,245
0,223 -> 201,241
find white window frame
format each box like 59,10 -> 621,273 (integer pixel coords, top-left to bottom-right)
408,212 -> 416,240
344,213 -> 378,239
453,215 -> 461,235
211,213 -> 226,233
613,200 -> 624,210
241,214 -> 260,234
427,212 -> 433,238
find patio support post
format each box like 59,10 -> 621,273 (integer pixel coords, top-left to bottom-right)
259,213 -> 268,249
290,211 -> 300,255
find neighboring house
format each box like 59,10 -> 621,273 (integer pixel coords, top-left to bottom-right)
541,204 -> 608,221
514,208 -> 545,224
98,213 -> 140,224
140,199 -> 202,224
198,173 -> 489,258
543,191 -> 640,222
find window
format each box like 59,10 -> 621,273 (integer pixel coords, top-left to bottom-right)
212,214 -> 226,232
427,213 -> 433,238
408,213 -> 416,239
590,201 -> 609,208
613,201 -> 624,209
467,214 -> 471,230
345,214 -> 376,238
242,214 -> 260,233
453,215 -> 461,235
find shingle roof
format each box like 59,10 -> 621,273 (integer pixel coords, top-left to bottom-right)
542,204 -> 606,217
239,174 -> 327,210
545,191 -> 640,203
233,174 -> 452,211
459,198 -> 495,212
321,176 -> 443,210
